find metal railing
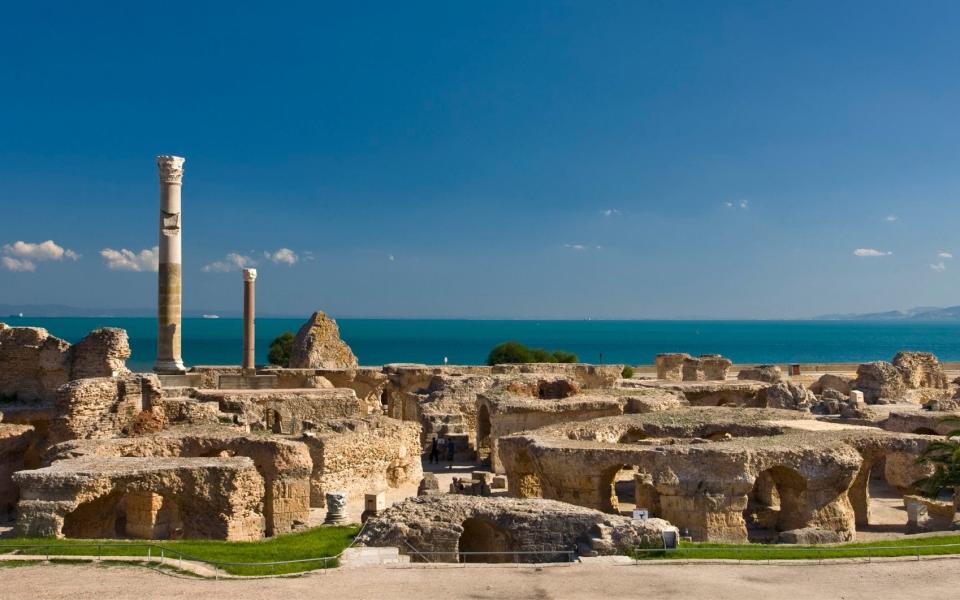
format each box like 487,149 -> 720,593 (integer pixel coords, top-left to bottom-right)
0,541 -> 338,579
631,542 -> 960,565
395,549 -> 577,567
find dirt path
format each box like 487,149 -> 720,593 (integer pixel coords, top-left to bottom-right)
3,557 -> 959,600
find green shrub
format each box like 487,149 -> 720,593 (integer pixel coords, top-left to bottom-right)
622,365 -> 635,379
268,331 -> 295,367
487,341 -> 578,365
552,351 -> 579,363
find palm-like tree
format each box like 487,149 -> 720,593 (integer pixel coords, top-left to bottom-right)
915,417 -> 960,498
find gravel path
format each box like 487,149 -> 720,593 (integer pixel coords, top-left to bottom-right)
3,556 -> 959,599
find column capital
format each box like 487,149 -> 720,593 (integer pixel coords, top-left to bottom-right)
243,268 -> 258,282
156,155 -> 186,184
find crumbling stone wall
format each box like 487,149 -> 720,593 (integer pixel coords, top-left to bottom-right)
303,416 -> 422,507
48,374 -> 161,444
47,431 -> 313,536
0,324 -> 131,402
14,456 -> 265,540
196,388 -> 360,433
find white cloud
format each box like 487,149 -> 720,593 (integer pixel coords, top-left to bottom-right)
723,200 -> 749,210
388,254 -> 395,262
600,208 -> 621,217
1,256 -> 36,272
938,251 -> 953,259
931,261 -> 947,272
884,215 -> 899,222
565,244 -> 587,251
1,239 -> 79,271
853,248 -> 892,257
263,248 -> 298,266
99,247 -> 159,272
202,253 -> 256,273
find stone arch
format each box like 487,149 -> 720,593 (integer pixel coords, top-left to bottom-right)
458,518 -> 514,563
743,466 -> 808,541
62,490 -> 125,538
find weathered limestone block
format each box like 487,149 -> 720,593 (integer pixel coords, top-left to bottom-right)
737,365 -> 784,383
809,373 -> 854,395
288,311 -> 358,369
777,527 -> 850,544
903,494 -> 958,533
68,328 -> 131,379
655,353 -> 690,381
763,381 -> 814,411
13,456 -> 265,540
854,361 -> 906,404
302,416 -> 422,507
358,495 -> 675,561
699,355 -> 732,381
892,351 -> 948,390
884,451 -> 935,491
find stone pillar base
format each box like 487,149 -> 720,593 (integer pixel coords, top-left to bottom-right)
154,359 -> 187,375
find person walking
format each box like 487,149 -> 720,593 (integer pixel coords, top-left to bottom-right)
428,437 -> 439,464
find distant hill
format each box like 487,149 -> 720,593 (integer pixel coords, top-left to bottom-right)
814,306 -> 960,321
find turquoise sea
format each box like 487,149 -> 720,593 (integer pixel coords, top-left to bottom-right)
6,317 -> 960,372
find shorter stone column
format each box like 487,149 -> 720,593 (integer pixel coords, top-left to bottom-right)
242,268 -> 257,373
324,491 -> 347,525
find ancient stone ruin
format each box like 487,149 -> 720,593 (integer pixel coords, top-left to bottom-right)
2,300 -> 958,558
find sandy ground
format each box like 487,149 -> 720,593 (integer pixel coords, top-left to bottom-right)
3,557 -> 960,599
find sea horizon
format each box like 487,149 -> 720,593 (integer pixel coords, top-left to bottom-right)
8,316 -> 960,373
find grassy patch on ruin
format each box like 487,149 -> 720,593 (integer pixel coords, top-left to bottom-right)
0,525 -> 359,576
631,534 -> 960,561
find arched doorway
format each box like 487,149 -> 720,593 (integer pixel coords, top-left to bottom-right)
458,518 -> 513,563
477,404 -> 492,463
743,466 -> 807,542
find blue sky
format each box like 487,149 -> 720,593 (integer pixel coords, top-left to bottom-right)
2,1 -> 960,319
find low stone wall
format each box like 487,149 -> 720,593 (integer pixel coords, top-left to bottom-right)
14,456 -> 265,540
303,417 -> 422,507
195,388 -> 361,433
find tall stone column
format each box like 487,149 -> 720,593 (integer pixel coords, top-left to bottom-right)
242,268 -> 257,373
154,155 -> 186,374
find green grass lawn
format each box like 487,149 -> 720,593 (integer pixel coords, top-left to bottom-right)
632,535 -> 960,561
0,525 -> 360,576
